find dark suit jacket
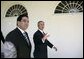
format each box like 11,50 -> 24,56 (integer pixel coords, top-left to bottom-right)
5,28 -> 31,58
1,31 -> 5,43
33,30 -> 53,58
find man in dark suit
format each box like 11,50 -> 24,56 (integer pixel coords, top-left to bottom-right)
1,31 -> 5,43
4,14 -> 31,58
1,31 -> 5,58
33,21 -> 57,58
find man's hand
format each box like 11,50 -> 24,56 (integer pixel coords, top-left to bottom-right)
43,33 -> 50,40
53,46 -> 57,51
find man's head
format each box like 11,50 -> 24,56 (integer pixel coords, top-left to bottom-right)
38,21 -> 45,30
17,14 -> 29,31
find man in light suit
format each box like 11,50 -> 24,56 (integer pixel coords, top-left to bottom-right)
33,21 -> 57,58
4,14 -> 31,58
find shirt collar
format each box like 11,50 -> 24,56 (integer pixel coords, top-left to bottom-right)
17,27 -> 25,34
38,29 -> 44,34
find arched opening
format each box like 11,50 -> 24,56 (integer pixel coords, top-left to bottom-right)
54,1 -> 83,13
5,4 -> 28,17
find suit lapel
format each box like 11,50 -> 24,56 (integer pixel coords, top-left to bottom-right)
37,30 -> 44,39
38,30 -> 43,35
15,28 -> 27,42
16,28 -> 31,46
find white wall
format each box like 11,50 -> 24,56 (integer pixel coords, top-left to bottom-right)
1,1 -> 83,58
47,13 -> 83,58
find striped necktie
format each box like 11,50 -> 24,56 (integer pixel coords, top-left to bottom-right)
43,31 -> 45,35
23,32 -> 30,45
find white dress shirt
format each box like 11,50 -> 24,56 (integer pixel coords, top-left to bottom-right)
4,27 -> 27,58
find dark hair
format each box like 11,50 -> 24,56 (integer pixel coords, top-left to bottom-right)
38,21 -> 44,25
17,14 -> 28,21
